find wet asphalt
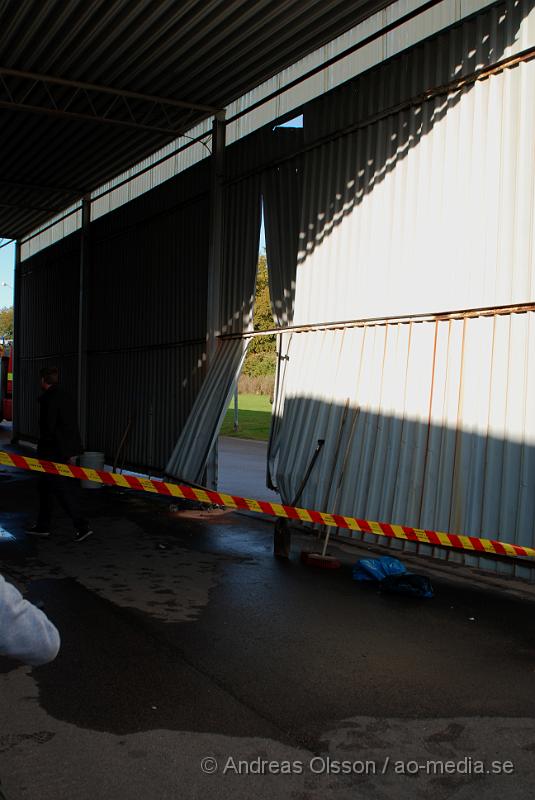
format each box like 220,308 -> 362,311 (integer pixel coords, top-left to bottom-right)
2,449 -> 535,798
2,472 -> 535,737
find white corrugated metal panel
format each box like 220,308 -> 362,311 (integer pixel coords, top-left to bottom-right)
275,311 -> 535,577
294,0 -> 535,323
165,338 -> 248,483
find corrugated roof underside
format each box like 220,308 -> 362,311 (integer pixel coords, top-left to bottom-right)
0,0 -> 391,237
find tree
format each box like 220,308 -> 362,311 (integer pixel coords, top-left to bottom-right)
242,256 -> 276,377
0,306 -> 13,338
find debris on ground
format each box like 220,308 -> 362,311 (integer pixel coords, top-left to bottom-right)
352,556 -> 434,599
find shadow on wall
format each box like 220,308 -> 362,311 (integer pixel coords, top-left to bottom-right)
295,0 -> 533,302
268,0 -> 535,577
274,392 -> 535,573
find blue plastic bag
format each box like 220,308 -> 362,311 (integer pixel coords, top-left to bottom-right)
352,556 -> 433,599
352,556 -> 407,582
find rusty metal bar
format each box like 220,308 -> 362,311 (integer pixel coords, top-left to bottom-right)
219,302 -> 535,340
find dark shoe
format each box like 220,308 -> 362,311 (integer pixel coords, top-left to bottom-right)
26,523 -> 50,537
73,527 -> 93,543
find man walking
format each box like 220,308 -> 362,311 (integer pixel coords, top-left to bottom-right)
26,366 -> 92,542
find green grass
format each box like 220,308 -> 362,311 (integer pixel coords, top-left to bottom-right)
220,394 -> 272,441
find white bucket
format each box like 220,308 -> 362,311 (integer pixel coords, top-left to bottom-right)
79,451 -> 105,489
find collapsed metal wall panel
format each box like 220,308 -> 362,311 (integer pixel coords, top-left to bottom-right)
273,0 -> 535,576
276,313 -> 535,578
165,126 -> 303,483
164,174 -> 262,483
17,121 -> 304,476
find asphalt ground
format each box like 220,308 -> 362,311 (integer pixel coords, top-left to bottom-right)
1,441 -> 535,799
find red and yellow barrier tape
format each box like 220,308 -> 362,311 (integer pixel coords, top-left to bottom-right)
1,449 -> 534,559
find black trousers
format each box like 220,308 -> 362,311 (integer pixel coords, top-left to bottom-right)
37,473 -> 87,530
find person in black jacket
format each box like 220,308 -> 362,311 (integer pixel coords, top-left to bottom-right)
26,366 -> 93,542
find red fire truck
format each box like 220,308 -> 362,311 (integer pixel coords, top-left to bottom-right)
0,341 -> 13,422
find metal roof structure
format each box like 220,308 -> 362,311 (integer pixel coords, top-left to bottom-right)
0,0 -> 391,238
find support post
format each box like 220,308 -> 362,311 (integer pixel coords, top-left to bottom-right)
205,111 -> 226,489
11,240 -> 21,444
233,383 -> 239,431
77,194 -> 91,445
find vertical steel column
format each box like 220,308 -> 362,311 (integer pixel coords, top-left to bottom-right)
205,111 -> 226,489
11,239 -> 21,444
77,195 -> 91,445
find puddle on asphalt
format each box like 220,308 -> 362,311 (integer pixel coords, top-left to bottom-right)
0,526 -> 16,541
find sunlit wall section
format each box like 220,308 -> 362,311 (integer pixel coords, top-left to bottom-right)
275,0 -> 535,576
294,0 -> 535,323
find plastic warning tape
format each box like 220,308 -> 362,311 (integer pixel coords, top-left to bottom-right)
1,449 -> 534,559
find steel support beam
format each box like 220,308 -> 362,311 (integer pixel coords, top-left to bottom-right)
0,177 -> 85,196
0,200 -> 63,213
77,195 -> 91,444
206,113 -> 226,361
0,98 -> 180,134
0,67 -> 221,134
204,111 -> 226,490
11,240 -> 21,444
0,67 -> 221,114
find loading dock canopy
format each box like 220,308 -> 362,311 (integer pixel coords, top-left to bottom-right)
0,0 -> 390,238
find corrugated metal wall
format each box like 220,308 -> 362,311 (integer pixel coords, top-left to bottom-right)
15,0 -> 534,579
225,0 -> 499,140
274,0 -> 535,576
17,160 -> 211,472
164,171 -> 262,482
165,126 -> 303,482
17,124 -> 302,476
262,156 -> 303,328
18,232 -> 80,438
276,311 -> 535,577
86,160 -> 210,471
295,0 -> 535,322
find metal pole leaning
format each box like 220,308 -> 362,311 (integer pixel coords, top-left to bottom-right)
274,439 -> 325,558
